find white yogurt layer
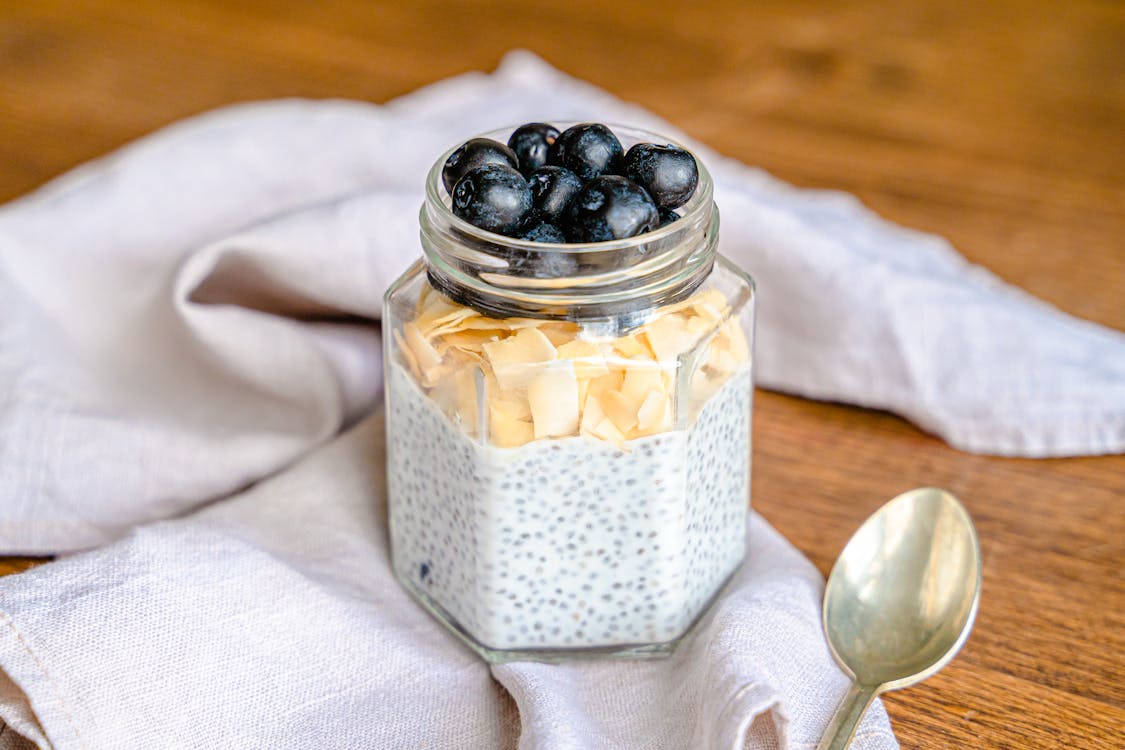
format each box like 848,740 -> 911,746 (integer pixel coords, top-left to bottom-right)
388,361 -> 752,651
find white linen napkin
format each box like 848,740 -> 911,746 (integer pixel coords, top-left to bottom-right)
0,48 -> 1120,748
0,415 -> 898,750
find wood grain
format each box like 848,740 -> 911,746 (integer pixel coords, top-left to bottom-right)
1,1 -> 1122,747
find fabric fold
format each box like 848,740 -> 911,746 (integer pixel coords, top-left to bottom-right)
0,415 -> 895,750
2,52 -> 1120,553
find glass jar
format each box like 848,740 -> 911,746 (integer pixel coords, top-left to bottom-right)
384,125 -> 755,662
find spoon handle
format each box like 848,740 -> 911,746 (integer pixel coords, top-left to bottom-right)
816,683 -> 879,750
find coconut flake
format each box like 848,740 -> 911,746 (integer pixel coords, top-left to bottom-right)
601,390 -> 639,435
528,362 -> 580,438
693,301 -> 725,321
644,313 -> 703,362
440,329 -> 500,353
488,384 -> 535,446
482,328 -> 558,390
404,321 -> 443,371
394,329 -> 422,380
707,348 -> 740,377
724,319 -> 750,362
587,371 -> 625,399
635,389 -> 671,433
454,368 -> 480,434
613,334 -> 651,360
580,391 -> 607,435
457,316 -> 543,332
620,364 -> 665,404
557,339 -> 610,379
490,414 -> 535,448
686,315 -> 716,335
538,321 -> 582,347
591,417 -> 627,446
691,366 -> 719,403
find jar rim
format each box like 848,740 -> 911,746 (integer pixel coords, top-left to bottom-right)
419,122 -> 719,323
424,122 -> 714,254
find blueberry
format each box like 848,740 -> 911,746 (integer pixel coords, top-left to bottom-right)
562,175 -> 658,242
518,221 -> 567,243
623,143 -> 699,209
507,123 -> 560,175
527,166 -> 583,222
658,208 -> 680,227
452,164 -> 533,235
549,123 -> 624,181
508,244 -> 580,278
505,244 -> 579,278
441,138 -> 518,194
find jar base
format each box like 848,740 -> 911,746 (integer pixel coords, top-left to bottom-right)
394,562 -> 741,664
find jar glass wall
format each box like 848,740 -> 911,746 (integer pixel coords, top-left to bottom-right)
384,125 -> 754,662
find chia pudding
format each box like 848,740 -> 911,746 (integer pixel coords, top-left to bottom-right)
387,360 -> 752,652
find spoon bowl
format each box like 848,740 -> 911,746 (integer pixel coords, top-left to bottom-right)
817,487 -> 981,750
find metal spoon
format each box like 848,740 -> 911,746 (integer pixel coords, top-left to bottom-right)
816,487 -> 982,750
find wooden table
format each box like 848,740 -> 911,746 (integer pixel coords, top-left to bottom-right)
1,1 -> 1122,747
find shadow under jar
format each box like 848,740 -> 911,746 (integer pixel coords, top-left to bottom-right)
384,125 -> 755,662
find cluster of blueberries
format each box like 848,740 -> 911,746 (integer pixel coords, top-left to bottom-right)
442,123 -> 699,243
